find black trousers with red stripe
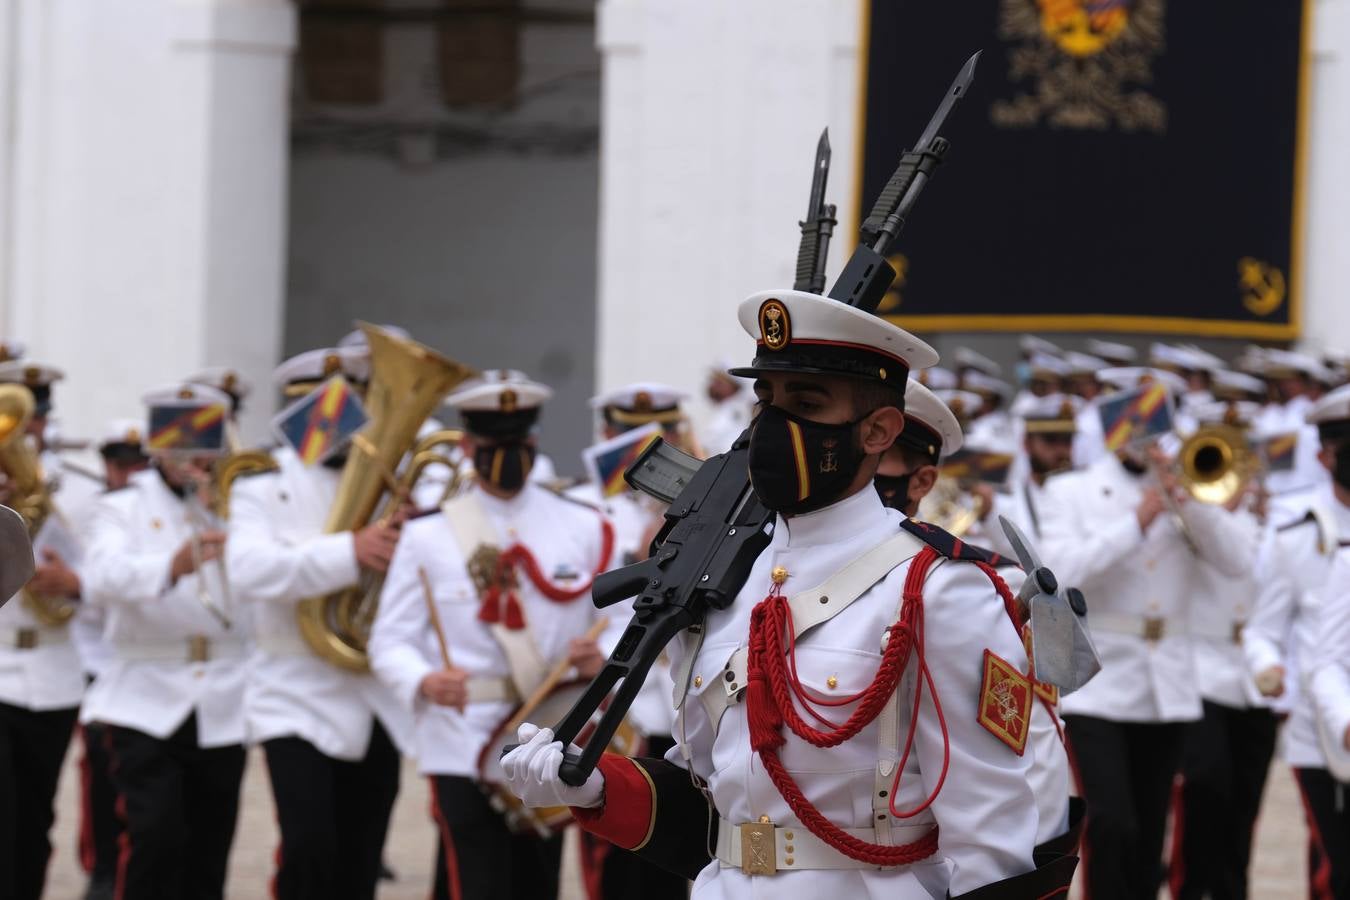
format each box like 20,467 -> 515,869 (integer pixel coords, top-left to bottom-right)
1293,767 -> 1350,900
80,721 -> 123,888
107,713 -> 246,900
262,723 -> 401,900
430,774 -> 563,900
1170,701 -> 1278,900
0,700 -> 78,900
1064,715 -> 1184,900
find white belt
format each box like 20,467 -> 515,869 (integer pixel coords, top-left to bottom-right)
466,676 -> 520,705
714,817 -> 932,874
1089,614 -> 1187,642
254,633 -> 315,659
0,626 -> 70,650
113,636 -> 246,663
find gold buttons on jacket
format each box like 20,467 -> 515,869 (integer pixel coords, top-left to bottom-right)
826,675 -> 838,689
771,567 -> 789,585
693,675 -> 703,688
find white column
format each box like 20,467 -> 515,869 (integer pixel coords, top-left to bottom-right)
0,0 -> 295,446
595,0 -> 864,422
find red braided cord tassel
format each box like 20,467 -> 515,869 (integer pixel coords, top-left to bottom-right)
477,585 -> 502,625
497,517 -> 617,603
743,546 -> 943,865
974,561 -> 1025,630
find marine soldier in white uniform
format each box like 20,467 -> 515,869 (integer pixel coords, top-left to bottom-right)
1168,400 -> 1275,900
227,346 -> 413,900
502,290 -> 1077,897
1306,553 -> 1350,898
369,370 -> 613,900
81,383 -> 248,899
0,361 -> 88,900
1038,369 -> 1256,900
1245,383 -> 1350,899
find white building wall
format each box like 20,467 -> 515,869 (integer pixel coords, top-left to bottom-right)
595,0 -> 1350,419
0,0 -> 294,446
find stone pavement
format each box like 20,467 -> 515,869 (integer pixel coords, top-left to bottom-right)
42,744 -> 1308,899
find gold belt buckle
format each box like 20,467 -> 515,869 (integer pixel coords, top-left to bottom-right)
1143,617 -> 1165,642
1232,621 -> 1246,645
15,628 -> 37,650
739,819 -> 777,876
188,635 -> 210,663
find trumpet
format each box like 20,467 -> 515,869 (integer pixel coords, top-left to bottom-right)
1177,424 -> 1258,506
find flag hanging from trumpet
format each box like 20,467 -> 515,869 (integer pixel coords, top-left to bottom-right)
1099,382 -> 1174,451
147,402 -> 228,456
940,449 -> 1015,487
582,423 -> 663,498
273,375 -> 370,466
857,0 -> 1310,339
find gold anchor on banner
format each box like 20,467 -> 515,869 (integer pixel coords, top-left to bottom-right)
1237,257 -> 1285,317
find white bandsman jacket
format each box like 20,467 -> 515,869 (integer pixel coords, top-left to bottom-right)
1307,550 -> 1350,780
672,487 -> 1038,898
227,447 -> 412,760
80,469 -> 247,746
1038,454 -> 1255,722
1188,508 -> 1266,710
369,482 -> 613,777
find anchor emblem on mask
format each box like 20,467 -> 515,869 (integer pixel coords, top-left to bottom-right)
819,437 -> 839,474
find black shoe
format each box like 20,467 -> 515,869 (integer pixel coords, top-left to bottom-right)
85,879 -> 116,900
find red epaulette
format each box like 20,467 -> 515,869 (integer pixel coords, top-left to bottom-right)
899,518 -> 1012,568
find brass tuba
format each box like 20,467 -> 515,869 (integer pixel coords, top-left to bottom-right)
296,323 -> 475,672
1178,424 -> 1257,506
0,385 -> 72,625
917,475 -> 980,537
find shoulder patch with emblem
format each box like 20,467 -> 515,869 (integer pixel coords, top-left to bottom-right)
900,518 -> 1008,566
977,649 -> 1033,755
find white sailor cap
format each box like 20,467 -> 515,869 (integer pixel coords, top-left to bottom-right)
1029,352 -> 1071,378
1192,400 -> 1261,429
0,340 -> 26,364
273,347 -> 372,396
337,324 -> 411,350
962,371 -> 1013,400
187,367 -> 252,404
1211,369 -> 1266,401
1149,342 -> 1224,374
1307,384 -> 1350,438
1233,346 -> 1270,376
1020,335 -> 1063,357
934,389 -> 982,423
447,369 -> 553,439
952,347 -> 1002,377
140,382 -> 232,409
1063,352 -> 1108,377
1085,339 -> 1137,364
99,417 -> 146,452
915,366 -> 958,392
0,362 -> 65,415
897,380 -> 962,460
590,383 -> 688,428
1021,393 -> 1083,434
730,290 -> 938,386
1263,348 -> 1328,381
1097,366 -> 1188,396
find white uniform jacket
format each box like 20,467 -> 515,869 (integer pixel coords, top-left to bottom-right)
227,448 -> 412,760
1243,487 -> 1349,767
0,479 -> 89,711
1039,454 -> 1255,723
80,469 -> 247,746
1188,508 -> 1266,710
971,475 -> 1052,555
670,487 -> 1038,899
369,482 -> 613,777
1307,551 -> 1350,779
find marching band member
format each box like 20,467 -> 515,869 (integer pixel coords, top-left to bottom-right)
187,368 -> 252,450
1085,338 -> 1137,368
368,370 -> 614,900
81,383 -> 248,899
701,360 -> 754,456
1245,383 -> 1350,898
227,346 -> 413,900
502,290 -> 1075,897
961,371 -> 1016,456
1168,400 -> 1276,900
951,346 -> 1002,382
1038,368 -> 1257,900
74,419 -> 150,900
0,361 -> 87,900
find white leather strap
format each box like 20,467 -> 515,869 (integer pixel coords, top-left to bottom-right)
113,636 -> 247,663
1089,613 -> 1187,641
713,816 -> 930,873
255,631 -> 314,658
442,493 -> 548,696
465,676 -> 520,705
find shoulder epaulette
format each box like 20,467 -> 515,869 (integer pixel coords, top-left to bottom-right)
541,480 -> 605,514
900,518 -> 1011,567
1275,510 -> 1318,532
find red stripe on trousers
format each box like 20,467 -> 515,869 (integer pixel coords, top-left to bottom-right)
103,728 -> 132,900
428,777 -> 463,900
1166,777 -> 1186,898
77,725 -> 96,874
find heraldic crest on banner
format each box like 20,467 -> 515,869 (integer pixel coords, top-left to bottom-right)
991,0 -> 1167,133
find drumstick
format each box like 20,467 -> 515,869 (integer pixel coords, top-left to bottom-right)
505,617 -> 608,738
417,566 -> 453,669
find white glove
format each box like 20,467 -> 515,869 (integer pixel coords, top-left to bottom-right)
500,723 -> 605,809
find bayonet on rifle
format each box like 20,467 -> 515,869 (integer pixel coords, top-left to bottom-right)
793,129 -> 837,295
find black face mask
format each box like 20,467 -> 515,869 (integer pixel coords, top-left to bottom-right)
474,440 -> 536,493
1334,443 -> 1350,492
747,405 -> 866,515
874,472 -> 913,513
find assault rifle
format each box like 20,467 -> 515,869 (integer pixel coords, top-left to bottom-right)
509,51 -> 983,786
